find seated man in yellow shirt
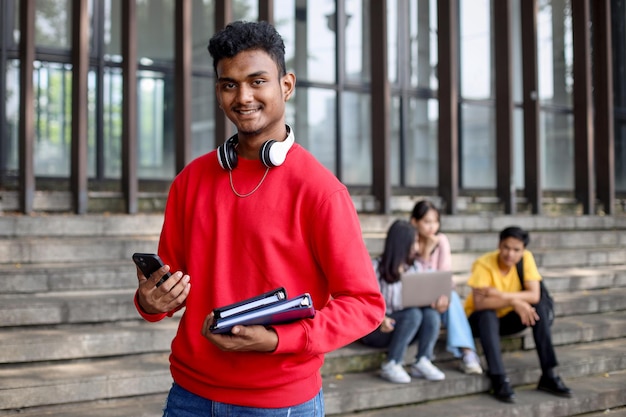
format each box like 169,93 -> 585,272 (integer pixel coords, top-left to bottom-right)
464,226 -> 572,403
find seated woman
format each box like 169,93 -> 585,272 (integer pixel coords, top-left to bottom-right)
361,220 -> 447,383
410,199 -> 483,375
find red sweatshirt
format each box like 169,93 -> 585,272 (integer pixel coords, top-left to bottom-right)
134,141 -> 385,407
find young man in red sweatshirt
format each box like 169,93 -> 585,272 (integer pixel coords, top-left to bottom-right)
134,20 -> 385,416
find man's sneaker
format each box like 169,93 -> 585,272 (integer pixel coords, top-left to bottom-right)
380,360 -> 411,384
409,356 -> 445,381
460,351 -> 483,375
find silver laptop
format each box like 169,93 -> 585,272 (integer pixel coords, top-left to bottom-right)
401,270 -> 453,308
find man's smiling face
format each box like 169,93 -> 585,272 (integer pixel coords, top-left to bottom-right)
215,49 -> 293,140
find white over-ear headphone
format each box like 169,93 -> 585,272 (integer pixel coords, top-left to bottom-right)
217,125 -> 295,170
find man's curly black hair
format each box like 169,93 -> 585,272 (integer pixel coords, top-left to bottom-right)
207,21 -> 287,77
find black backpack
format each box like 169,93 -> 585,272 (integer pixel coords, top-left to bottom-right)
516,257 -> 554,324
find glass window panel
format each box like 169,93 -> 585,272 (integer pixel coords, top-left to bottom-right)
105,0 -> 122,62
191,76 -> 215,159
309,1 -> 336,83
460,0 -> 492,100
387,0 -> 398,85
273,0 -> 296,74
136,0 -> 174,63
275,1 -> 335,83
3,61 -> 21,176
233,0 -> 257,21
537,0 -> 573,107
87,70 -> 97,178
461,104 -> 495,188
290,87 -> 336,173
2,0 -> 18,49
103,67 -> 123,179
345,0 -> 368,83
191,0 -> 215,70
410,0 -> 438,90
33,62 -> 72,177
137,70 -> 175,180
35,0 -> 72,50
405,98 -> 438,187
540,110 -> 573,190
341,91 -> 371,185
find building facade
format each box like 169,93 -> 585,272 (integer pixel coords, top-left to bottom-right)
0,0 -> 625,215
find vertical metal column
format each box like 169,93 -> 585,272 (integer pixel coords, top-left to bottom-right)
122,1 -> 138,214
214,1 -> 233,148
494,0 -> 516,214
71,0 -> 89,214
437,0 -> 459,214
370,0 -> 391,214
520,0 -> 542,214
18,0 -> 35,214
592,0 -> 615,214
175,0 -> 192,173
572,0 -> 595,214
259,0 -> 274,24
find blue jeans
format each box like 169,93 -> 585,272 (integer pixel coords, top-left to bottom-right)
163,383 -> 325,417
361,307 -> 441,363
441,291 -> 477,357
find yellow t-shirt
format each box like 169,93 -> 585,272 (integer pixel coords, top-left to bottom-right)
464,249 -> 542,318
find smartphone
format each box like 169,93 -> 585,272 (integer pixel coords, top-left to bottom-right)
132,252 -> 172,287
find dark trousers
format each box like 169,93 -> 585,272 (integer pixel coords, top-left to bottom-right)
468,295 -> 558,376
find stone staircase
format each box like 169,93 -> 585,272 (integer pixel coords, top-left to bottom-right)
0,212 -> 625,416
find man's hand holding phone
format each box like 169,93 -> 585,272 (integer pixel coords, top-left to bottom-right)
133,253 -> 191,315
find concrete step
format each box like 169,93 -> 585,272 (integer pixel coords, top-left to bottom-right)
360,213 -> 626,253
3,214 -> 625,267
0,289 -> 138,327
0,394 -> 167,417
322,338 -> 626,415
1,338 -> 623,415
365,228 -> 626,259
0,235 -> 159,265
2,233 -> 623,273
1,283 -> 625,330
0,320 -> 178,364
0,213 -> 164,238
321,310 -> 626,376
2,260 -> 624,296
3,213 -> 623,239
3,374 -> 624,417
453,264 -> 626,298
1,283 -> 624,329
448,247 -> 626,274
526,265 -> 626,292
357,213 -> 626,234
332,370 -> 626,417
583,406 -> 626,417
3,307 -> 622,371
0,353 -> 172,410
0,260 -> 138,294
